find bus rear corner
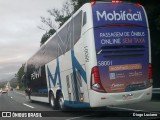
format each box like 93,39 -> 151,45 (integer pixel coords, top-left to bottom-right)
89,86 -> 152,107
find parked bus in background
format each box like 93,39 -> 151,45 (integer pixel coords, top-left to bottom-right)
24,0 -> 152,111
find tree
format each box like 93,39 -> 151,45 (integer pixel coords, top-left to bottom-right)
10,77 -> 18,88
125,0 -> 160,86
39,1 -> 73,45
143,1 -> 160,87
39,0 -> 90,46
40,28 -> 56,46
16,64 -> 25,90
47,1 -> 73,27
0,82 -> 4,88
72,0 -> 90,12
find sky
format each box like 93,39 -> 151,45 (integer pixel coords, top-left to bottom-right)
0,0 -> 66,81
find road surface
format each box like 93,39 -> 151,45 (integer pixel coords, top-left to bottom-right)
0,90 -> 160,120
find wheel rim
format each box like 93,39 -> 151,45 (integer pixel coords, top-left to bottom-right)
50,95 -> 54,107
59,96 -> 64,109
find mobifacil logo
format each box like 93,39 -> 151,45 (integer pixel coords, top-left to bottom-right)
96,11 -> 142,21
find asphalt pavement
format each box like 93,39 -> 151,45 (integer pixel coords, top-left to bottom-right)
0,89 -> 160,120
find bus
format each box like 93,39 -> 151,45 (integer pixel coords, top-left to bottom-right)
24,0 -> 152,111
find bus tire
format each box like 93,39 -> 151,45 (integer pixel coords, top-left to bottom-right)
58,93 -> 67,111
49,92 -> 58,109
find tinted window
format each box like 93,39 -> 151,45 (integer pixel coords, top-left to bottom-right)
27,11 -> 82,68
83,12 -> 87,26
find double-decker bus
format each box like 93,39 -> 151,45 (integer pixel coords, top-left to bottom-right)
24,0 -> 152,111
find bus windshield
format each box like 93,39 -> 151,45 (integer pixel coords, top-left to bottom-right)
92,2 -> 151,93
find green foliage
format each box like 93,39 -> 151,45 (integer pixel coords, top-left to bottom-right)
17,65 -> 24,82
71,0 -> 90,12
155,15 -> 160,31
0,81 -> 7,89
0,82 -> 4,88
144,2 -> 160,87
40,29 -> 56,46
10,78 -> 17,88
19,84 -> 26,91
40,0 -> 90,46
16,64 -> 25,90
125,0 -> 160,86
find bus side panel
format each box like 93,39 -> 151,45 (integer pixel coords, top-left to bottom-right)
45,40 -> 90,107
45,58 -> 58,96
82,29 -> 97,90
60,40 -> 90,107
26,64 -> 48,102
81,4 -> 97,92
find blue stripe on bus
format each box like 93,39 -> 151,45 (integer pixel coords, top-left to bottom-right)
47,67 -> 52,88
64,100 -> 90,108
47,48 -> 87,103
47,58 -> 62,89
71,49 -> 87,83
71,48 -> 87,102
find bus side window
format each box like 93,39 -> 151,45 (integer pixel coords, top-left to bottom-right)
83,12 -> 87,26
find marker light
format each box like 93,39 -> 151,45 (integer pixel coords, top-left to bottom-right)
91,0 -> 96,5
80,97 -> 84,102
90,66 -> 106,93
136,3 -> 142,7
112,0 -> 122,3
148,63 -> 152,79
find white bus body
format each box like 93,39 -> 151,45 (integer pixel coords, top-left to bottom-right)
24,1 -> 152,110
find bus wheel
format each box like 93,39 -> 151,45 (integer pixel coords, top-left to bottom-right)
58,93 -> 67,111
49,92 -> 57,109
